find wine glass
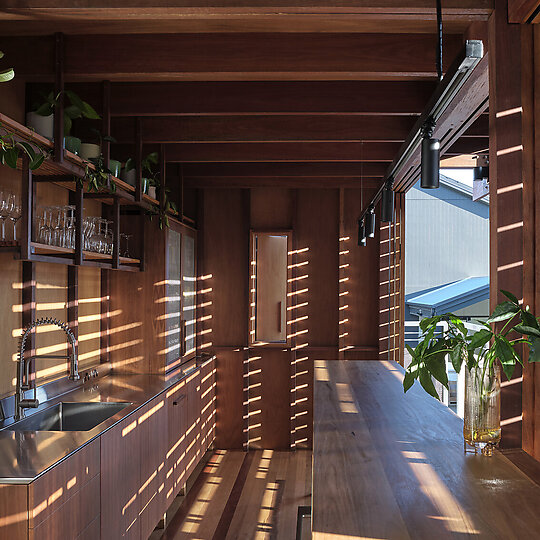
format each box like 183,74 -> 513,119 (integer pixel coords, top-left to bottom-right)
8,201 -> 22,242
0,192 -> 15,241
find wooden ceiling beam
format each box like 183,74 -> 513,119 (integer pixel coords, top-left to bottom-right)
0,32 -> 464,81
179,162 -> 388,177
111,115 -> 417,143
156,141 -> 402,162
111,142 -> 399,162
183,176 -> 383,189
444,136 -> 489,155
104,81 -> 436,116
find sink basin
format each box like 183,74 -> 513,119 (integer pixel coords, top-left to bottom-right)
6,402 -> 132,432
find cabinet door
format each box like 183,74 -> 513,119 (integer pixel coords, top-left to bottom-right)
200,359 -> 216,454
185,369 -> 201,480
181,232 -> 197,356
139,394 -> 168,540
100,408 -> 142,540
165,378 -> 188,506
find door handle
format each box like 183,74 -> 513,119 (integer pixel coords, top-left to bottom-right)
278,301 -> 282,333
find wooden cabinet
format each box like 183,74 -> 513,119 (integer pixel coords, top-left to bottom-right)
100,407 -> 143,540
139,394 -> 168,540
165,376 -> 188,506
0,362 -> 216,540
0,438 -> 100,540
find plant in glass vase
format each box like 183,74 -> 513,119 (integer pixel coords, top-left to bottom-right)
403,290 -> 540,456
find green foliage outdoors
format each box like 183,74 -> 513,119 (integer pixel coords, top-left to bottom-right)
404,290 -> 540,399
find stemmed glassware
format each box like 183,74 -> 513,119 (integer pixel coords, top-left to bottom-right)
2,196 -> 127,257
0,191 -> 15,241
8,201 -> 22,241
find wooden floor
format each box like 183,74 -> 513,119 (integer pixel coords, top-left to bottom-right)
155,449 -> 312,540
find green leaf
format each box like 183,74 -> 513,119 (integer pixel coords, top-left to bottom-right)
29,154 -> 45,170
3,147 -> 18,168
125,158 -> 135,172
487,301 -> 520,323
34,103 -> 53,116
500,290 -> 520,306
80,100 -> 101,120
419,315 -> 442,333
426,353 -> 448,389
449,343 -> 464,373
64,104 -> 82,119
64,115 -> 72,136
418,368 -> 439,400
64,90 -> 85,111
494,335 -> 516,380
102,135 -> 117,144
0,68 -> 14,83
405,344 -> 418,360
403,371 -> 415,393
520,310 -> 539,329
468,328 -> 493,351
514,324 -> 540,339
16,141 -> 37,160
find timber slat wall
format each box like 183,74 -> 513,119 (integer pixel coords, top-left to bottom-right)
201,186 -> 380,450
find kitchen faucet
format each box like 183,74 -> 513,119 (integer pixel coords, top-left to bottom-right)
15,317 -> 79,420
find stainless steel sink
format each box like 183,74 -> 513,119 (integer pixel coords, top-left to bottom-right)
5,402 -> 132,432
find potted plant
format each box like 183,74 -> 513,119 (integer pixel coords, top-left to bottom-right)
142,152 -> 159,198
80,128 -> 116,162
121,157 -> 136,187
0,51 -> 14,83
403,290 -> 540,456
28,90 -> 100,152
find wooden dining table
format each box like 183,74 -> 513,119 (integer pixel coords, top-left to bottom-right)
312,360 -> 540,539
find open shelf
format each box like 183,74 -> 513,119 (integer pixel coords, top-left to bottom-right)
0,241 -> 141,270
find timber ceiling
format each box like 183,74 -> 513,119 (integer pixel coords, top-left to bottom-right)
0,1 -> 492,191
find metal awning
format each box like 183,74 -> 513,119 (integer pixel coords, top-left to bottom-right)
406,276 -> 489,317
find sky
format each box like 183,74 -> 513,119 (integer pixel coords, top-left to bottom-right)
441,168 -> 474,187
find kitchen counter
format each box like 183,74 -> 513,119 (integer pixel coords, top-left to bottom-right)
0,360 -> 211,484
312,360 -> 540,539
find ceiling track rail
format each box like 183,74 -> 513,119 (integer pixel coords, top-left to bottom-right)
359,40 -> 487,222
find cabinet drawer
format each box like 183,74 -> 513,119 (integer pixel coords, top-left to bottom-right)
29,473 -> 100,540
29,437 -> 100,529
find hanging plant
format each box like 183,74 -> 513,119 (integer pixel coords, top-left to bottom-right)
78,154 -> 116,193
0,125 -> 48,170
0,51 -> 14,83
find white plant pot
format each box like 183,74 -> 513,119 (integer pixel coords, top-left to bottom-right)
148,186 -> 157,199
79,143 -> 101,160
26,112 -> 54,140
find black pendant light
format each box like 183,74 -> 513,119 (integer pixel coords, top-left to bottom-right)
381,178 -> 395,223
358,218 -> 367,246
365,206 -> 376,238
420,118 -> 440,189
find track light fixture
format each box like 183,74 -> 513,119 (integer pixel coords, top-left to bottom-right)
365,206 -> 376,238
420,117 -> 440,189
381,178 -> 395,223
473,154 -> 489,181
358,218 -> 367,247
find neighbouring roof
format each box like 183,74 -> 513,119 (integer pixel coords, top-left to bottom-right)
406,276 -> 489,316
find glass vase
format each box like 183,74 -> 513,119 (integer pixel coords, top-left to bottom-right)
463,363 -> 501,456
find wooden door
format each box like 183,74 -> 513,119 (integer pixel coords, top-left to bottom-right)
254,233 -> 288,343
